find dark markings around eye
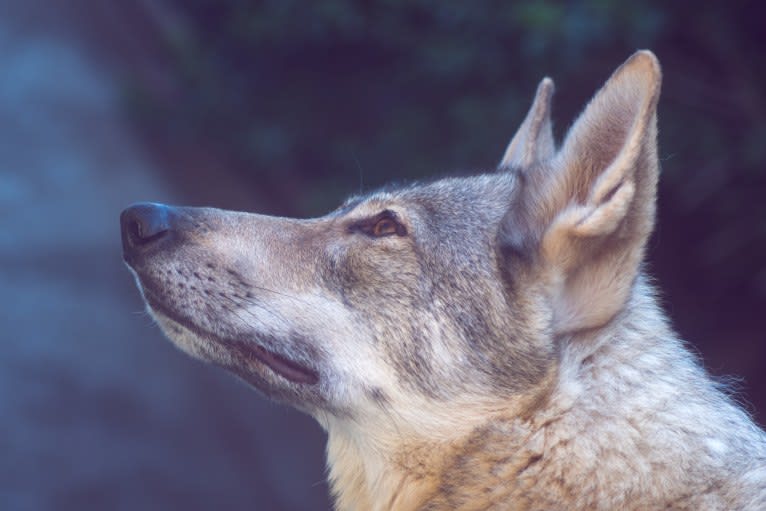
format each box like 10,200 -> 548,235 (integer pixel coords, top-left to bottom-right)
348,210 -> 408,238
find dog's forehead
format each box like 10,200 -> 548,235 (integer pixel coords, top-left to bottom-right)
339,171 -> 518,221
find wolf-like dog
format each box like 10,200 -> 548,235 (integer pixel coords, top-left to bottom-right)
121,51 -> 766,510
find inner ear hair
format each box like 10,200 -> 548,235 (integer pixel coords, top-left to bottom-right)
533,51 -> 662,335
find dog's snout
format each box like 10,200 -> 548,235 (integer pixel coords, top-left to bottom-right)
120,202 -> 175,261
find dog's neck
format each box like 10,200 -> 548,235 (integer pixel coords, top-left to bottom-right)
320,280 -> 759,510
320,374 -> 558,511
324,421 -> 443,511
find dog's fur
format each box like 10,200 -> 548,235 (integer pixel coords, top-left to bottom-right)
123,51 -> 766,510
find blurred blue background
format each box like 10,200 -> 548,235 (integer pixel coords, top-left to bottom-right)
0,1 -> 764,510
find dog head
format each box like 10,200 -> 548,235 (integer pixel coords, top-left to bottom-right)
122,51 -> 661,436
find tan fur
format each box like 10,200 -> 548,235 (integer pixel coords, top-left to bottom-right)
323,370 -> 559,511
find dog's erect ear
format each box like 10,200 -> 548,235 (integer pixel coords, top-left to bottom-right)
519,51 -> 662,335
499,78 -> 555,169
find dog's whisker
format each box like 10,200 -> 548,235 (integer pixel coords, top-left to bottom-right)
219,293 -> 284,327
242,283 -> 316,307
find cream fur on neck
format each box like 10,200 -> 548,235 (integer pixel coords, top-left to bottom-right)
325,422 -> 438,511
319,373 -> 557,511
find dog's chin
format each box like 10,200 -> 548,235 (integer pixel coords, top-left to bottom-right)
142,296 -> 324,408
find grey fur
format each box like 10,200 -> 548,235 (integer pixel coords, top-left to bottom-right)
123,51 -> 766,510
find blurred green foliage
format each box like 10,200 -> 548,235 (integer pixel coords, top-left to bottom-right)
130,1 -> 765,350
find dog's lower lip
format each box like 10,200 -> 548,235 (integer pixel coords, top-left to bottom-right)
247,343 -> 319,385
142,292 -> 319,385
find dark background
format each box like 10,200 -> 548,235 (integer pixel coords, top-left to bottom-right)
1,1 -> 764,510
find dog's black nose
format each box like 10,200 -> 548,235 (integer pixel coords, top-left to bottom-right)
120,202 -> 174,260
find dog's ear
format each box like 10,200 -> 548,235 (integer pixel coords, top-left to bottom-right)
511,51 -> 661,335
499,78 -> 555,169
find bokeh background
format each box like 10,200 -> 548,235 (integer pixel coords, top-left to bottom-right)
1,1 -> 764,510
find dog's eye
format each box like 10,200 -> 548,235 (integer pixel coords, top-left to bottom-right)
372,217 -> 399,237
349,211 -> 407,238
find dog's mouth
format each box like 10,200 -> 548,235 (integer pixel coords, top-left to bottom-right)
144,293 -> 319,386
237,340 -> 319,385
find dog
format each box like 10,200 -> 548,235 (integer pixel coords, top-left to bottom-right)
121,51 -> 766,510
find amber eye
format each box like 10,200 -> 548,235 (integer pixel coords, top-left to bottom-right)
372,217 -> 399,237
349,210 -> 407,238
